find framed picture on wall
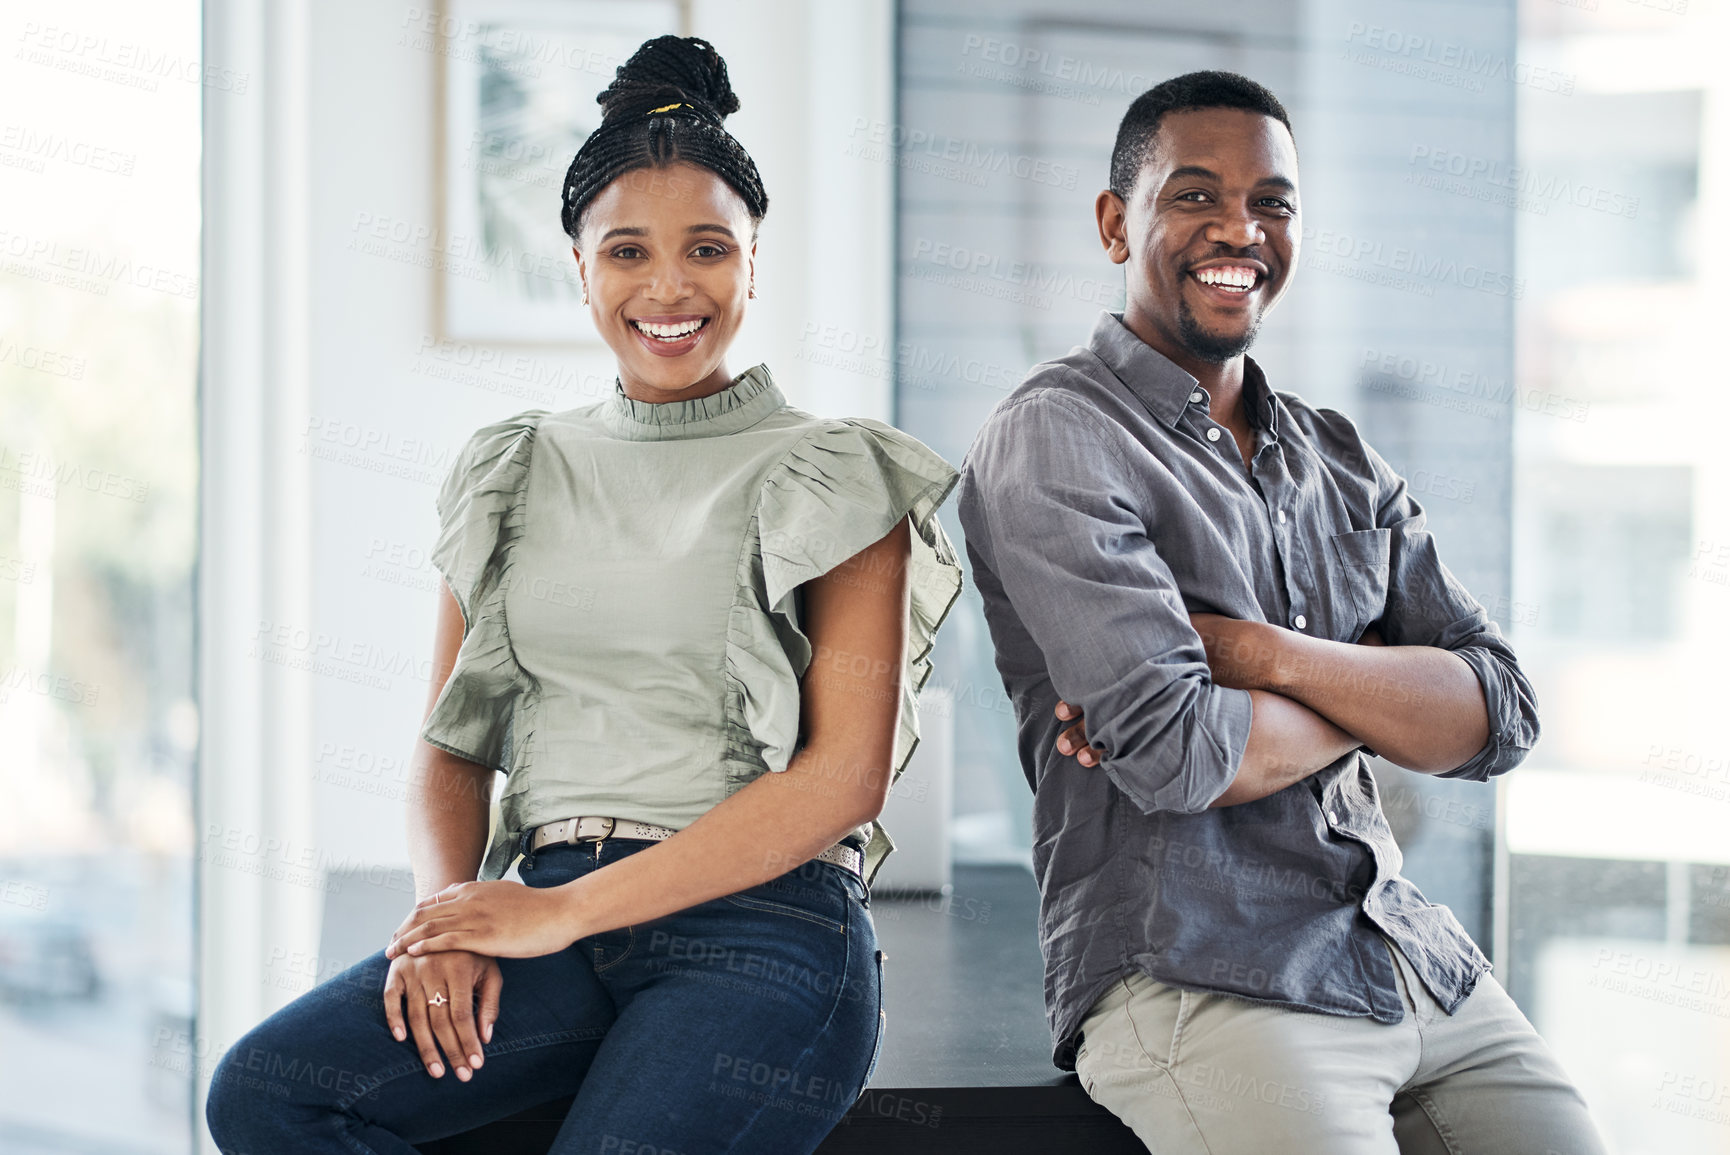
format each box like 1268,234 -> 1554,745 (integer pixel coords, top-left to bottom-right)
438,0 -> 686,344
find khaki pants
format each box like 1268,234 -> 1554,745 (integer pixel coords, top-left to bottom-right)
1074,939 -> 1607,1155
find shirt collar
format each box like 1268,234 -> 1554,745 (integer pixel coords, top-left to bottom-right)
601,363 -> 784,442
1085,311 -> 1281,439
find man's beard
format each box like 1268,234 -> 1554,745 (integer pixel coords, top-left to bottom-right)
1176,294 -> 1262,364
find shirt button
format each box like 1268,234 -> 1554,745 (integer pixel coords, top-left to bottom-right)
1206,428 -> 1222,442
1293,614 -> 1307,630
1277,509 -> 1287,524
1190,391 -> 1204,403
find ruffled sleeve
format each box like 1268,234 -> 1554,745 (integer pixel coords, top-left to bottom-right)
737,418 -> 964,885
419,410 -> 547,776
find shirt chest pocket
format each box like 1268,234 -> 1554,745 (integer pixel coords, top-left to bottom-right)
1325,528 -> 1391,640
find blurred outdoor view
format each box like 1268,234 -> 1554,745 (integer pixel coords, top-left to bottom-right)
1505,2 -> 1730,1151
0,0 -> 200,1151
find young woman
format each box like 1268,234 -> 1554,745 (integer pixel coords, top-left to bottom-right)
204,35 -> 962,1155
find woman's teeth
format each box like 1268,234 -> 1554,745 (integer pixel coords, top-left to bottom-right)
633,318 -> 707,341
1192,267 -> 1257,293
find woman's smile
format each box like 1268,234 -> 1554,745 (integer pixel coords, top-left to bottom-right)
628,314 -> 711,357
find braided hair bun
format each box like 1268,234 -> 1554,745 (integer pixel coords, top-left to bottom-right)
596,35 -> 739,123
561,35 -> 767,241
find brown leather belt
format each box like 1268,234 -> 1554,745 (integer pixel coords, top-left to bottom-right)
525,815 -> 865,878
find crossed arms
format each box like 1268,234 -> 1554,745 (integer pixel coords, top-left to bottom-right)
1055,612 -> 1491,808
960,390 -> 1536,815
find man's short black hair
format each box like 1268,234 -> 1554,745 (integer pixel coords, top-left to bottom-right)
1108,71 -> 1293,198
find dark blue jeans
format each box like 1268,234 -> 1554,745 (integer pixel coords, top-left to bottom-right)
205,839 -> 884,1154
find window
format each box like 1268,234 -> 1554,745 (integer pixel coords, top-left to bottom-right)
0,1 -> 200,1149
1507,4 -> 1725,1150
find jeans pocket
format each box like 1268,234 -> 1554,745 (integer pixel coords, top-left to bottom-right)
722,873 -> 848,934
1121,972 -> 1190,1071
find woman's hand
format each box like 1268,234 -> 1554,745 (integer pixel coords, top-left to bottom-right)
386,879 -> 582,961
383,949 -> 501,1082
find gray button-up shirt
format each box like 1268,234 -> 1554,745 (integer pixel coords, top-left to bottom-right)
956,312 -> 1538,1070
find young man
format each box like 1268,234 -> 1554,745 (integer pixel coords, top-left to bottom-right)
955,72 -> 1605,1154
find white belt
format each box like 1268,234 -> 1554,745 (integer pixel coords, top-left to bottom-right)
526,815 -> 864,878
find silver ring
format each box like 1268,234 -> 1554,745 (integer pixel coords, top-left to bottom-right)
428,991 -> 448,1007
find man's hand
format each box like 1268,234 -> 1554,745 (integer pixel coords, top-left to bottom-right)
1054,699 -> 1107,766
1053,615 -> 1281,765
387,880 -> 582,961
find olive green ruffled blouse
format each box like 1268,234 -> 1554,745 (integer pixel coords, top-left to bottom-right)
420,365 -> 963,885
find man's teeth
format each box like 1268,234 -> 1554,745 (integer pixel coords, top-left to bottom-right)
634,318 -> 706,340
1193,267 -> 1257,292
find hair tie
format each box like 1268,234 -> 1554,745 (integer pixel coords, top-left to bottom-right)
647,102 -> 689,115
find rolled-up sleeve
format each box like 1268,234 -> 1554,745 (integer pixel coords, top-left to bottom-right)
1365,441 -> 1540,781
960,390 -> 1252,814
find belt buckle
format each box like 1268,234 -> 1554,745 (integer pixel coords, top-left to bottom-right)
565,815 -> 616,846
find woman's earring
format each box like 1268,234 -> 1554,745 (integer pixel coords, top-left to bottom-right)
747,278 -> 757,300
581,283 -> 589,305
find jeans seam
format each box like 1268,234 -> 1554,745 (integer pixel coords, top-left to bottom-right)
593,925 -> 635,974
331,1026 -> 610,1115
863,949 -> 886,1086
719,885 -> 861,1151
1408,1086 -> 1463,1155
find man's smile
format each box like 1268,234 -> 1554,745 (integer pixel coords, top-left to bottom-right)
1186,259 -> 1269,305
